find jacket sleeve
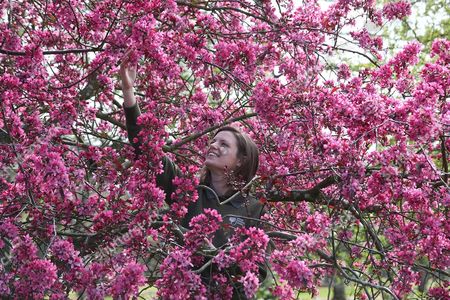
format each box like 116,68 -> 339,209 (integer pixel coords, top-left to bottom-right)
123,103 -> 181,204
156,156 -> 181,204
124,104 -> 143,156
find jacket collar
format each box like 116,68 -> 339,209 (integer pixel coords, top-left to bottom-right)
200,185 -> 246,208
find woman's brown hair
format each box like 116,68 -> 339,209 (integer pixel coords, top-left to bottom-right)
200,126 -> 259,188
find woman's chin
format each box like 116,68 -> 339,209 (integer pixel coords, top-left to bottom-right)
205,160 -> 215,169
205,161 -> 223,172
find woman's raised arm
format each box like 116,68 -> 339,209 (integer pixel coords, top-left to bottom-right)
119,50 -> 142,154
118,50 -> 181,204
119,49 -> 137,108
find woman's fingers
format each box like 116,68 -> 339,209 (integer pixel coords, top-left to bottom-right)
118,48 -> 138,89
119,48 -> 135,69
123,48 -> 133,57
119,50 -> 135,73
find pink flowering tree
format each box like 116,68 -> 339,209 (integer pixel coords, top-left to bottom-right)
1,0 -> 449,299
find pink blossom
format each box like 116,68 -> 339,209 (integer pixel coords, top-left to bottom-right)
251,78 -> 289,126
230,227 -> 269,271
209,274 -> 233,300
428,287 -> 450,299
306,212 -> 330,236
0,219 -> 19,239
110,263 -> 146,299
0,266 -> 12,296
285,260 -> 313,289
213,249 -> 235,270
350,28 -> 383,53
382,1 -> 411,21
431,38 -> 450,64
11,235 -> 38,263
239,271 -> 259,299
392,267 -> 420,297
184,208 -> 222,250
156,250 -> 207,299
271,251 -> 316,292
14,259 -> 58,298
337,64 -> 351,80
271,283 -> 293,299
50,239 -> 82,267
389,41 -> 422,75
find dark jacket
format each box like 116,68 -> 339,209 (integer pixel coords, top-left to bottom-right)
124,104 -> 265,248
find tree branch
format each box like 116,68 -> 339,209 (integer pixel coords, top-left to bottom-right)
267,175 -> 384,213
0,47 -> 103,56
268,175 -> 341,202
95,111 -> 126,130
175,1 -> 275,25
164,112 -> 257,152
440,134 -> 448,184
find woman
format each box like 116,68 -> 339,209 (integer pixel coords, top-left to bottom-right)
119,51 -> 265,248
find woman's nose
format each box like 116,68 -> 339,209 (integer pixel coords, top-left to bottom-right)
210,141 -> 219,150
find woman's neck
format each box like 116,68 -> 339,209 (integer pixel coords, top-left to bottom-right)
209,172 -> 231,196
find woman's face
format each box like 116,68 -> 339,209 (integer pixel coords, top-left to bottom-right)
205,131 -> 241,173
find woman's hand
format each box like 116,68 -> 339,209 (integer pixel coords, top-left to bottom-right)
119,49 -> 138,108
119,49 -> 137,91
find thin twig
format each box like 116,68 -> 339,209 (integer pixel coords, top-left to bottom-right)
0,47 -> 103,56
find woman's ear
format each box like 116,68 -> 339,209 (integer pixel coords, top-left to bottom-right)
236,160 -> 242,168
236,155 -> 246,168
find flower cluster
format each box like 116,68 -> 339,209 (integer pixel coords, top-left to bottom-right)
216,227 -> 269,272
270,250 -> 315,293
382,1 -> 411,21
239,271 -> 260,299
156,250 -> 206,299
350,28 -> 383,56
184,209 -> 222,250
14,259 -> 58,298
251,78 -> 289,126
109,263 -> 146,299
